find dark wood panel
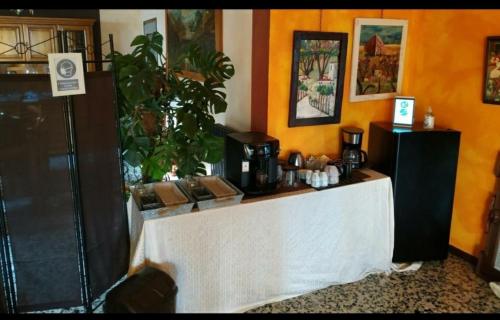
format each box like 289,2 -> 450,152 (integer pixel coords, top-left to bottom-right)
72,72 -> 129,299
0,74 -> 83,311
251,9 -> 270,133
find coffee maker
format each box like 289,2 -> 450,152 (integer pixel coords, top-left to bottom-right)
225,132 -> 280,194
341,127 -> 368,169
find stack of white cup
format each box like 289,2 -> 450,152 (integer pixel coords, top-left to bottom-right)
324,165 -> 339,185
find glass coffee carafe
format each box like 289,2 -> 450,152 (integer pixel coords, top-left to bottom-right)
342,149 -> 358,178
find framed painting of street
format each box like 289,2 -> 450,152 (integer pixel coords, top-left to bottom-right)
288,31 -> 348,127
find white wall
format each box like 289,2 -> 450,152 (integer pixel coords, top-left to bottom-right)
99,9 -> 252,131
217,9 -> 252,131
99,10 -> 141,56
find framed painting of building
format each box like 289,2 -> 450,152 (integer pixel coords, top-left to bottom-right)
288,31 -> 348,127
483,36 -> 500,105
349,18 -> 408,102
166,9 -> 222,81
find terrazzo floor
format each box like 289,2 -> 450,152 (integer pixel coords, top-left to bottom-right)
246,253 -> 500,313
29,252 -> 500,313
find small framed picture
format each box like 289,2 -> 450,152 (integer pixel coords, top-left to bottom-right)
483,36 -> 500,105
143,18 -> 157,38
392,96 -> 415,127
288,31 -> 348,127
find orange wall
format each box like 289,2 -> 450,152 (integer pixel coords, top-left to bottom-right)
409,10 -> 500,256
266,9 -> 500,256
267,9 -> 420,159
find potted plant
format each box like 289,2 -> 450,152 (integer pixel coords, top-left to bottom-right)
109,32 -> 234,185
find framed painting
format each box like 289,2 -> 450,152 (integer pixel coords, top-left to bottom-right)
288,31 -> 348,127
166,9 -> 222,81
483,36 -> 500,105
349,18 -> 408,102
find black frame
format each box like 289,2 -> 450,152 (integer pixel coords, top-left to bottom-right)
483,36 -> 500,105
288,31 -> 348,127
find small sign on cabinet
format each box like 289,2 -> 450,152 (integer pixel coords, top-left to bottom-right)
48,53 -> 86,97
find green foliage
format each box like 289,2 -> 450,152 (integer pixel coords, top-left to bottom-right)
109,32 -> 234,182
316,84 -> 334,96
299,83 -> 309,91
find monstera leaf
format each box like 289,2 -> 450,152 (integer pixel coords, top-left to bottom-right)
130,33 -> 163,67
179,45 -> 235,82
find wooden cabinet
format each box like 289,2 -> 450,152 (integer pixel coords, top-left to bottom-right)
59,24 -> 95,69
0,17 -> 95,73
23,24 -> 58,60
0,23 -> 24,61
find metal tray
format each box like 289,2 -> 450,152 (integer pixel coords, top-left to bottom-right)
177,176 -> 244,211
130,182 -> 195,220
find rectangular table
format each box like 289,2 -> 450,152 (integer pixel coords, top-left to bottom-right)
128,169 -> 394,313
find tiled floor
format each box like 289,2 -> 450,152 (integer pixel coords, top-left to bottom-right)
247,253 -> 500,313
29,253 -> 500,313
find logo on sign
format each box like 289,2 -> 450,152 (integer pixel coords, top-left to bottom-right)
399,100 -> 408,116
56,58 -> 79,91
56,59 -> 76,78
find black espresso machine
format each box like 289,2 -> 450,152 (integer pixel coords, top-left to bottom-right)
225,132 -> 280,195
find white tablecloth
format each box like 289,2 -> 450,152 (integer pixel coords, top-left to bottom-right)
128,169 -> 394,313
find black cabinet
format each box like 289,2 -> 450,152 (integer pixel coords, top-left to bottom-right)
368,122 -> 461,262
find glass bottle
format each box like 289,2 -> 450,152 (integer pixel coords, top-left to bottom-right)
423,106 -> 435,129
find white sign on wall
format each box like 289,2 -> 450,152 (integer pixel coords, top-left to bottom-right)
48,53 -> 86,97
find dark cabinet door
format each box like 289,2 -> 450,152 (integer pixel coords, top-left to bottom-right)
392,130 -> 460,262
368,122 -> 461,262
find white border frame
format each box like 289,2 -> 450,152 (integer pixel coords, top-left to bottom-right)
48,53 -> 86,97
349,18 -> 408,102
392,96 -> 415,127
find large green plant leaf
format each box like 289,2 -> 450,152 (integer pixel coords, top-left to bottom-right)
118,66 -> 157,105
201,135 -> 224,163
131,33 -> 163,66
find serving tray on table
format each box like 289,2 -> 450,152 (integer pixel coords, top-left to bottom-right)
177,176 -> 244,211
131,181 -> 195,220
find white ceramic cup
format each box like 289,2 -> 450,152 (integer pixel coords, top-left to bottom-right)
325,165 -> 339,185
311,172 -> 320,188
320,172 -> 329,187
329,174 -> 339,185
305,170 -> 313,185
